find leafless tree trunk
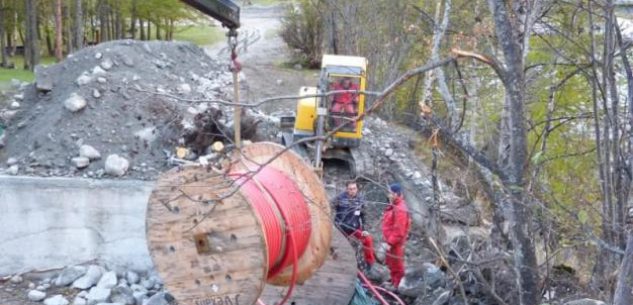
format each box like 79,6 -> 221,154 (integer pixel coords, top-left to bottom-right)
54,0 -> 63,60
24,0 -> 38,71
487,0 -> 539,304
130,0 -> 137,39
0,2 -> 6,67
74,0 -> 83,49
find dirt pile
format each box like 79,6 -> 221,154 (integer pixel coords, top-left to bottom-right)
0,40 -> 252,180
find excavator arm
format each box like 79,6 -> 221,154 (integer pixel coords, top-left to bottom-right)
180,0 -> 240,30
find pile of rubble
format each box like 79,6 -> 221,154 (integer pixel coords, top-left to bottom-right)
4,265 -> 170,305
0,40 -> 267,180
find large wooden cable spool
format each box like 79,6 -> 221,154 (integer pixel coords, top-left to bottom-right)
146,142 -> 332,305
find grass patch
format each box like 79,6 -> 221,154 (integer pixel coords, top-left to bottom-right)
251,0 -> 287,5
0,55 -> 56,84
173,24 -> 224,46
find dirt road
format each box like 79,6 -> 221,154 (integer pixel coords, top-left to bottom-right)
205,4 -> 317,114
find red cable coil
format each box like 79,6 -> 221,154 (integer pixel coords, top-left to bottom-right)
230,166 -> 312,278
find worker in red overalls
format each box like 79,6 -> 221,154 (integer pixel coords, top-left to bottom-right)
381,183 -> 410,290
330,77 -> 359,129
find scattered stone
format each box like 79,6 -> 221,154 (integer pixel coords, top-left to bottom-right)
72,296 -> 87,305
76,73 -> 92,86
10,101 -> 20,109
93,89 -> 101,99
95,52 -> 103,59
92,66 -> 107,75
86,287 -> 111,304
110,286 -> 135,305
55,265 -> 87,286
104,154 -> 129,176
132,291 -> 147,305
72,157 -> 90,169
97,271 -> 118,289
80,145 -> 101,160
97,77 -> 107,84
125,271 -> 139,285
44,295 -> 70,305
144,292 -> 168,305
385,148 -> 394,157
399,263 -> 447,298
276,79 -> 283,85
37,285 -> 46,291
35,67 -> 54,91
5,157 -> 17,166
72,265 -> 103,290
101,58 -> 114,70
28,290 -> 47,301
413,171 -> 422,180
177,83 -> 192,94
28,282 -> 36,289
64,93 -> 87,112
10,275 -> 22,283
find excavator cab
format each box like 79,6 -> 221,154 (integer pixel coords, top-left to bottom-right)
283,54 -> 368,175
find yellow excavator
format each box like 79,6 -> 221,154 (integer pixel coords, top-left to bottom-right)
280,54 -> 369,175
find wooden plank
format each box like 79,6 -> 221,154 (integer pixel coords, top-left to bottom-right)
260,228 -> 358,305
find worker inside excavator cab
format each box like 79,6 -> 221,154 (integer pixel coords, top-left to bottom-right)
329,76 -> 360,132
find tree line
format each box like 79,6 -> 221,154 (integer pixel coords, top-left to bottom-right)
3,0 -> 200,71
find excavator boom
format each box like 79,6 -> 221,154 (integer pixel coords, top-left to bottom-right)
181,0 -> 240,30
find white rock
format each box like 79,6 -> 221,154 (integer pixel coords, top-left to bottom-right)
72,157 -> 90,169
77,291 -> 89,298
28,282 -> 36,289
132,291 -> 147,305
76,73 -> 92,86
55,265 -> 87,286
92,66 -> 107,75
64,93 -> 87,112
80,145 -> 101,160
177,83 -> 192,94
144,292 -> 168,305
101,58 -> 114,70
7,165 -> 19,175
44,295 -> 70,305
28,290 -> 47,301
86,287 -> 111,305
132,75 -> 140,81
385,148 -> 394,157
10,101 -> 20,109
93,89 -> 101,99
72,265 -> 103,290
95,52 -> 103,59
9,275 -> 22,283
125,271 -> 139,285
413,171 -> 422,180
36,285 -> 46,291
97,271 -> 117,289
13,93 -> 24,100
276,79 -> 283,85
73,296 -> 87,305
134,127 -> 157,144
97,77 -> 107,83
104,154 -> 129,177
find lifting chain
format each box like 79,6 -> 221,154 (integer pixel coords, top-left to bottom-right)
228,28 -> 242,149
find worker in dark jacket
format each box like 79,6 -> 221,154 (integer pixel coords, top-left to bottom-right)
333,181 -> 376,269
382,183 -> 411,289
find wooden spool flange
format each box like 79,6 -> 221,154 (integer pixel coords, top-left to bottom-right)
146,142 -> 332,305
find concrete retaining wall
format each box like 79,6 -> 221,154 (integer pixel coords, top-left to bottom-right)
0,176 -> 155,276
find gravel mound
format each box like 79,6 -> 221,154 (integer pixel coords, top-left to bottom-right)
0,40 -> 237,180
